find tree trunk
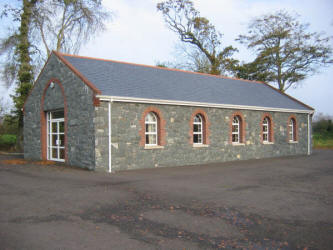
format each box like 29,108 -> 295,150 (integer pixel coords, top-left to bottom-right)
14,0 -> 37,151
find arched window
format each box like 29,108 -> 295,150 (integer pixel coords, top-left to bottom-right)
232,116 -> 241,143
145,112 -> 158,146
262,117 -> 270,142
189,109 -> 210,145
193,114 -> 203,144
289,118 -> 297,142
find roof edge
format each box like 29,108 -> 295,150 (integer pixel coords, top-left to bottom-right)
59,52 -> 265,85
97,95 -> 314,114
53,51 -> 101,94
262,82 -> 314,111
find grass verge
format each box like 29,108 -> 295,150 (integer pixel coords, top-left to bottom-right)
313,131 -> 333,149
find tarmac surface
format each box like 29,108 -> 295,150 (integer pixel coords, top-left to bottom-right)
0,150 -> 332,249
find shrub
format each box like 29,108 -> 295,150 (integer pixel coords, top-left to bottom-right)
313,118 -> 333,133
0,134 -> 17,149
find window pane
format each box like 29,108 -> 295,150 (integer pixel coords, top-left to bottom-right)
59,122 -> 64,133
263,134 -> 268,141
193,124 -> 199,132
60,134 -> 65,146
263,118 -> 268,124
52,135 -> 57,146
60,149 -> 65,160
197,134 -> 202,143
145,112 -> 156,122
193,134 -> 199,143
232,134 -> 239,143
263,125 -> 267,132
289,132 -> 293,141
52,122 -> 57,133
146,134 -> 157,145
146,124 -> 156,133
232,125 -> 238,132
194,115 -> 202,123
52,148 -> 58,158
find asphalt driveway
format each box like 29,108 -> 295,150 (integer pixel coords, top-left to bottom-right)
0,150 -> 332,249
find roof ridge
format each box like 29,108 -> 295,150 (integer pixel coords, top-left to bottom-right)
58,52 -> 264,85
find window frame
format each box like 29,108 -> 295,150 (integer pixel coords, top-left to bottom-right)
145,112 -> 158,146
193,114 -> 203,144
232,116 -> 240,143
262,116 -> 271,143
189,109 -> 210,146
289,118 -> 296,142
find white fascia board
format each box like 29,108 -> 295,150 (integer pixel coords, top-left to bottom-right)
97,95 -> 314,114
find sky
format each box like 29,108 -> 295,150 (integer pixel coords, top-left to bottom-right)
1,0 -> 333,116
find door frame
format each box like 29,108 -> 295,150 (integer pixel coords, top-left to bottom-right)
47,111 -> 65,162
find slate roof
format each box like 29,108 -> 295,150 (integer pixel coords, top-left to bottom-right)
58,53 -> 313,111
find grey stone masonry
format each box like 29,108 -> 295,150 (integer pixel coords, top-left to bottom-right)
24,53 -> 96,169
94,101 -> 109,171
94,101 -> 311,172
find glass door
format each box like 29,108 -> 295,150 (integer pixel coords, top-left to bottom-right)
47,111 -> 65,162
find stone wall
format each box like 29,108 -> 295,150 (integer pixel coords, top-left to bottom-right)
24,54 -> 96,169
94,101 -> 109,171
98,101 -> 310,172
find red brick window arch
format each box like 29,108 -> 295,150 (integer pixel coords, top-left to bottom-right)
260,113 -> 274,143
288,115 -> 298,142
189,109 -> 210,145
230,112 -> 246,144
139,107 -> 166,147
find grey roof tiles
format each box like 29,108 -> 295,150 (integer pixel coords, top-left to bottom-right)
63,54 -> 312,111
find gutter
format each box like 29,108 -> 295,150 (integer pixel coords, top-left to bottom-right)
308,113 -> 311,155
98,95 -> 315,115
108,101 -> 112,173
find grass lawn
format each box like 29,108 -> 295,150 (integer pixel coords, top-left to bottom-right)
313,131 -> 333,149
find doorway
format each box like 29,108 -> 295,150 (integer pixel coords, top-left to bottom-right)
47,110 -> 65,162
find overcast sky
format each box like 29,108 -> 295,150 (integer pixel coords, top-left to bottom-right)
1,0 -> 332,115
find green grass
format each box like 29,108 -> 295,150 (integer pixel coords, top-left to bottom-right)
313,131 -> 333,149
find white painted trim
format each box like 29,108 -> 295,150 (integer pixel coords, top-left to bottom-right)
307,114 -> 311,155
108,101 -> 112,173
46,112 -> 49,160
263,142 -> 274,145
97,95 -> 314,114
193,144 -> 209,148
144,145 -> 164,150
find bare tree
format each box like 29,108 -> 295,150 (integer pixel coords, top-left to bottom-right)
157,0 -> 237,75
0,0 -> 112,88
31,0 -> 111,58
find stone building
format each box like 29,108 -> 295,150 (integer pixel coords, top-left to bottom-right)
23,51 -> 314,172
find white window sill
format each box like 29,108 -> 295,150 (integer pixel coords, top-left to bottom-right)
232,142 -> 245,146
263,142 -> 274,145
144,145 -> 164,150
289,141 -> 298,144
193,144 -> 209,148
